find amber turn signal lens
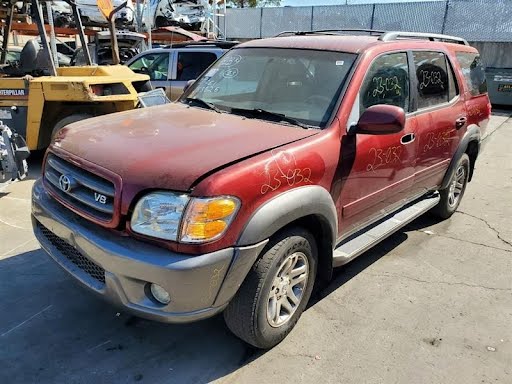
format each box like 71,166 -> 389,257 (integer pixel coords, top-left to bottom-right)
181,196 -> 240,243
185,220 -> 227,240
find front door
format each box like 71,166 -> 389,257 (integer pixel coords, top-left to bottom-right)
338,51 -> 418,237
411,50 -> 466,192
128,52 -> 172,98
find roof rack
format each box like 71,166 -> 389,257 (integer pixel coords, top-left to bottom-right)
275,30 -> 469,46
162,40 -> 239,49
275,29 -> 386,37
378,31 -> 469,45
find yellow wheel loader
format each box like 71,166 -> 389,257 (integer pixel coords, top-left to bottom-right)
0,0 -> 152,150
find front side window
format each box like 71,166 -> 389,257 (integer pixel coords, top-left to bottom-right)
184,48 -> 357,128
129,52 -> 169,81
413,51 -> 454,109
176,52 -> 218,81
360,52 -> 410,113
455,52 -> 487,96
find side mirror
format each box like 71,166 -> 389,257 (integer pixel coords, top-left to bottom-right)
183,79 -> 196,93
351,105 -> 405,135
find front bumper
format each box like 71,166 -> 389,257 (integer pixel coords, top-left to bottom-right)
31,179 -> 267,323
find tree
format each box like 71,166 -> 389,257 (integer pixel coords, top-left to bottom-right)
229,0 -> 281,8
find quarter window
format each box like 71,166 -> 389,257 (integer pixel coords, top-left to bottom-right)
413,51 -> 456,109
360,52 -> 410,113
455,52 -> 488,96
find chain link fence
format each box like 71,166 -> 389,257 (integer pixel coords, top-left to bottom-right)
222,0 -> 512,42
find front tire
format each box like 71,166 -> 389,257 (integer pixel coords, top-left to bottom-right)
224,228 -> 317,349
433,153 -> 470,219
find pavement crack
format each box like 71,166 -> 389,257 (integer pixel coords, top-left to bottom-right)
481,117 -> 510,142
456,211 -> 512,249
414,230 -> 512,253
365,272 -> 511,292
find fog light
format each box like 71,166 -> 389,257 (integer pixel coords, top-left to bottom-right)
150,283 -> 171,305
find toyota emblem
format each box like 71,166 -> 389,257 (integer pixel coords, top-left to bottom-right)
59,175 -> 72,192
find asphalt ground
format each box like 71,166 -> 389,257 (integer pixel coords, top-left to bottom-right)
0,111 -> 511,384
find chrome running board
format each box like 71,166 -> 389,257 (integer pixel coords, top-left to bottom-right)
333,193 -> 440,267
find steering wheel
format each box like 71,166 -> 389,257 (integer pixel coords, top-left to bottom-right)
305,95 -> 331,106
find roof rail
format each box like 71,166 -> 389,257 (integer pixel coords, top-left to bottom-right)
379,31 -> 469,45
275,29 -> 386,37
162,40 -> 239,49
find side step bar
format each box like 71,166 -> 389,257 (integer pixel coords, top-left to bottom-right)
333,193 -> 440,267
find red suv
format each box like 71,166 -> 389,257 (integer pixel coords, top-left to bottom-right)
32,30 -> 491,349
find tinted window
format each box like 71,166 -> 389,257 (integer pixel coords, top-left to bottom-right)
455,52 -> 487,96
129,53 -> 169,81
361,52 -> 410,113
186,48 -> 356,128
177,52 -> 218,81
413,51 -> 453,109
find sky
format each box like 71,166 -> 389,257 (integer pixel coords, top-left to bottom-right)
281,0 -> 444,6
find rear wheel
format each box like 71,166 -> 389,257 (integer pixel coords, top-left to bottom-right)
51,114 -> 93,141
433,153 -> 470,219
224,228 -> 317,349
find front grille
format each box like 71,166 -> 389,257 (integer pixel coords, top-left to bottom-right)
38,222 -> 105,285
44,153 -> 115,222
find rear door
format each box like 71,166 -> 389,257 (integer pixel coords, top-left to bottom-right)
170,49 -> 221,100
455,51 -> 491,137
410,50 -> 466,192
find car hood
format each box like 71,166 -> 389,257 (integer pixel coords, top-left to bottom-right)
53,103 -> 318,191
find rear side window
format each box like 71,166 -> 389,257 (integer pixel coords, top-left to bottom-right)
413,51 -> 457,109
360,52 -> 410,113
177,52 -> 218,81
455,52 -> 488,96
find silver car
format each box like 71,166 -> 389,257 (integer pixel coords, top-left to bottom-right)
126,41 -> 237,100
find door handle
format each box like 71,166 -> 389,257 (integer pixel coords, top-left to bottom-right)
400,133 -> 415,145
455,116 -> 467,129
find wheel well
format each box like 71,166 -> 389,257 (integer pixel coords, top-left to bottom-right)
465,140 -> 479,182
272,215 -> 334,289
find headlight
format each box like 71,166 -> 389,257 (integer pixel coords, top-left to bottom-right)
131,192 -> 189,241
131,192 -> 240,243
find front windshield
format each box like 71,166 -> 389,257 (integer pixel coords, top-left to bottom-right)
184,48 -> 357,127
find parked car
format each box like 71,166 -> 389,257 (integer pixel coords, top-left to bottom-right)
126,40 -> 237,100
72,30 -> 146,65
77,0 -> 134,26
32,30 -> 490,349
2,43 -> 71,67
153,0 -> 206,31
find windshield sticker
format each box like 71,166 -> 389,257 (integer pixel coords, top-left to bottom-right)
336,60 -> 345,66
205,68 -> 219,77
222,68 -> 239,79
220,55 -> 242,67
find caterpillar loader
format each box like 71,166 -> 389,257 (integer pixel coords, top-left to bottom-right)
0,0 -> 152,150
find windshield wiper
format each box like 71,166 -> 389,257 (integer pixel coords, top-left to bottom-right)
185,97 -> 223,113
229,108 -> 311,129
